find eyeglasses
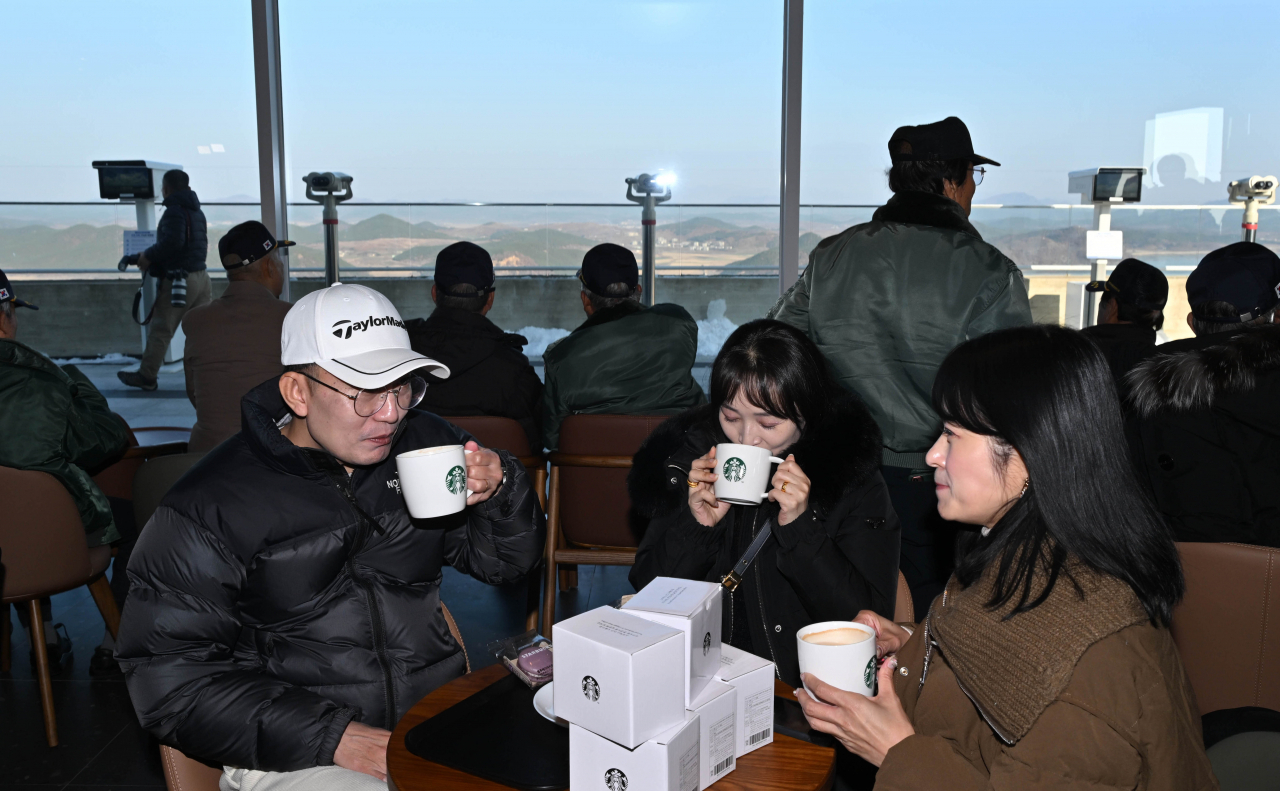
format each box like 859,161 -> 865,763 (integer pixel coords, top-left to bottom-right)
972,167 -> 986,186
302,372 -> 427,417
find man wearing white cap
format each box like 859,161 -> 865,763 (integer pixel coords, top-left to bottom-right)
116,283 -> 545,790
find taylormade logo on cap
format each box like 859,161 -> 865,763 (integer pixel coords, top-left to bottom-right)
281,282 -> 449,390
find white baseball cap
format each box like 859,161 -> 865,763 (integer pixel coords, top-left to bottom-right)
281,282 -> 449,389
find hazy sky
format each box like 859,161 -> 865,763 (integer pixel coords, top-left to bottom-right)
2,0 -> 1277,205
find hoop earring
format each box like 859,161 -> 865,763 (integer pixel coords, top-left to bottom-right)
1020,478 -> 1030,498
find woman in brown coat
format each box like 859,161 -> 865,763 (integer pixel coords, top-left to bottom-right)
797,325 -> 1218,790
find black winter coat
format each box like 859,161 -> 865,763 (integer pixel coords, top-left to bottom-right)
405,306 -> 543,449
116,379 -> 545,771
627,396 -> 901,686
1080,322 -> 1158,393
1127,326 -> 1280,547
142,188 -> 208,278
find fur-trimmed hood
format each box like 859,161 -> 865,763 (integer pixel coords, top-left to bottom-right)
628,392 -> 883,519
1127,326 -> 1280,416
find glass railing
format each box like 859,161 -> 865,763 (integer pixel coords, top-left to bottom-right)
2,200 -> 1275,280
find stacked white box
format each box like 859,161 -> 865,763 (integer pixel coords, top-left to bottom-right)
553,606 -> 686,748
685,679 -> 738,790
622,577 -> 723,707
714,644 -> 776,757
570,718 -> 701,791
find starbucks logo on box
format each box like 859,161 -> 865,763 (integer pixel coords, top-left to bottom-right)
582,675 -> 601,702
722,457 -> 747,482
702,632 -> 712,656
604,768 -> 628,791
445,465 -> 466,495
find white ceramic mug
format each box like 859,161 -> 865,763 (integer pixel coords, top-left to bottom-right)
395,445 -> 473,519
796,620 -> 878,699
713,443 -> 786,505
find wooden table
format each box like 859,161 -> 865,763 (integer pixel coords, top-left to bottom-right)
389,664 -> 835,791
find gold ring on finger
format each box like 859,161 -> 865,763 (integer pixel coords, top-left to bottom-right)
781,480 -> 789,493
687,479 -> 700,489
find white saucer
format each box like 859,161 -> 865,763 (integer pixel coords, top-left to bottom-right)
532,682 -> 568,727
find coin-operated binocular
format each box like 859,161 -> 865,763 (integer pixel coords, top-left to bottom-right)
1228,175 -> 1277,243
303,172 -> 354,286
625,172 -> 676,307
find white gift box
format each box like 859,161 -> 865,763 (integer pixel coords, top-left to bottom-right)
622,577 -> 723,707
685,679 -> 738,789
714,644 -> 776,757
553,606 -> 686,748
570,717 -> 700,791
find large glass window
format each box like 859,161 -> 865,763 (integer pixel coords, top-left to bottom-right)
279,0 -> 783,348
801,0 -> 1280,338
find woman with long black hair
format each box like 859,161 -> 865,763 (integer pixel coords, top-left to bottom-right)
629,319 -> 900,686
796,325 -> 1216,789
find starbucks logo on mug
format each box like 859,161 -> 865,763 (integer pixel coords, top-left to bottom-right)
864,655 -> 877,689
703,632 -> 712,656
444,465 -> 467,495
582,675 -> 601,702
722,457 -> 747,483
604,768 -> 628,791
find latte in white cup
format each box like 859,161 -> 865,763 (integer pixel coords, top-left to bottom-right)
713,443 -> 786,505
796,620 -> 878,699
395,444 -> 473,519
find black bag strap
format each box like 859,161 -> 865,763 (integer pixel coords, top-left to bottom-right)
721,517 -> 773,592
131,284 -> 155,326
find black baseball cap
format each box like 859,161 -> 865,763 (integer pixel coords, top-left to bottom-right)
1085,258 -> 1168,312
1187,242 -> 1280,323
888,116 -> 1000,167
434,241 -> 495,294
579,243 -> 639,295
0,268 -> 38,310
218,221 -> 295,270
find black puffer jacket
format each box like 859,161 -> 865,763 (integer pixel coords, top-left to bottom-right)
628,395 -> 900,685
116,379 -> 544,771
142,188 -> 208,278
1126,326 -> 1280,547
405,306 -> 544,449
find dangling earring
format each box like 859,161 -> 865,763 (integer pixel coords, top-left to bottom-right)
1020,478 -> 1030,498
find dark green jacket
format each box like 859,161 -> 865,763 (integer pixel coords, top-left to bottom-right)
541,301 -> 705,451
769,191 -> 1032,464
0,339 -> 130,545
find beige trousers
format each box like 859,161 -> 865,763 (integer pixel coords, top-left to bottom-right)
138,269 -> 212,380
220,765 -> 387,791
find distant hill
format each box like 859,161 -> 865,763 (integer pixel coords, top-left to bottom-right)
290,214 -> 453,245
658,216 -> 741,237
724,232 -> 822,272
395,228 -> 598,269
0,224 -> 128,269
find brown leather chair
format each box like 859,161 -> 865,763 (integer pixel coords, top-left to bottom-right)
1172,542 -> 1280,716
894,570 -> 914,623
91,418 -> 189,502
542,414 -> 668,637
157,602 -> 470,791
0,467 -> 121,746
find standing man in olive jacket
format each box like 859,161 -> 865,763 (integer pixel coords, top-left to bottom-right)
405,242 -> 543,449
770,117 -> 1032,609
541,243 -> 705,451
116,284 -> 544,791
118,170 -> 212,391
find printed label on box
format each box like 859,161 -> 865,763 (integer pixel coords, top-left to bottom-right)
679,742 -> 699,791
709,711 -> 736,780
743,689 -> 773,750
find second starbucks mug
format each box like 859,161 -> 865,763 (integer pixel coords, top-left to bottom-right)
396,444 -> 473,519
713,443 -> 786,505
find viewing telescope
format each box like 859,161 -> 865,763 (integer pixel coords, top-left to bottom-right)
626,172 -> 675,307
303,171 -> 354,286
1228,175 -> 1277,243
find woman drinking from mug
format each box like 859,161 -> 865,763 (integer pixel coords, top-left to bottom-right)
629,319 -> 900,686
796,325 -> 1216,789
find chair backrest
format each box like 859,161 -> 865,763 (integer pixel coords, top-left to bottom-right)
1172,542 -> 1280,716
444,416 -> 534,458
440,601 -> 470,674
0,467 -> 93,601
133,453 -> 206,528
159,745 -> 222,791
554,414 -> 668,549
894,570 -> 914,623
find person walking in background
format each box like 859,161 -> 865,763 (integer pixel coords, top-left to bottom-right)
0,269 -> 130,673
405,241 -> 543,449
117,170 -> 212,391
181,221 -> 295,453
1127,242 -> 1280,547
796,325 -> 1214,790
770,117 -> 1032,610
541,243 -> 704,451
1080,257 -> 1168,388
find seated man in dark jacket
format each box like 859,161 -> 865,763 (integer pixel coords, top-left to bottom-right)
541,243 -> 705,451
1127,242 -> 1280,547
0,270 -> 130,670
116,283 -> 545,790
1081,257 -> 1168,390
405,242 -> 543,449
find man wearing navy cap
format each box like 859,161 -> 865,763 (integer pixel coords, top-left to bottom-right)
1127,242 -> 1280,547
404,241 -> 543,448
1081,257 -> 1168,386
770,116 -> 1031,607
179,221 -> 296,452
541,243 -> 704,451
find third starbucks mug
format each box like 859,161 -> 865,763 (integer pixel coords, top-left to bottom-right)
713,443 -> 786,505
395,444 -> 473,519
